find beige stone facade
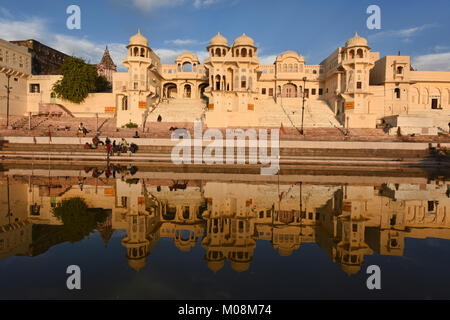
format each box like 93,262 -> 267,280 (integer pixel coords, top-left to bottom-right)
2,30 -> 450,131
0,39 -> 31,122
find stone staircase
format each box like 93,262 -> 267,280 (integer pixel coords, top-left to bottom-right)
145,98 -> 206,123
11,116 -> 28,129
257,99 -> 342,128
408,109 -> 450,131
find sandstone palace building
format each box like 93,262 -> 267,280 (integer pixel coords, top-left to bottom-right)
2,30 -> 450,134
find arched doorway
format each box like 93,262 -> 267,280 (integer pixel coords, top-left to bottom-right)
215,75 -> 221,91
226,68 -> 234,91
163,83 -> 178,99
122,96 -> 128,110
357,49 -> 363,58
184,84 -> 192,98
410,87 -> 420,104
430,87 -> 441,109
282,83 -> 297,98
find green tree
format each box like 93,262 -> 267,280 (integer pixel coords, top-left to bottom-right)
53,57 -> 108,103
95,75 -> 110,92
52,197 -> 107,243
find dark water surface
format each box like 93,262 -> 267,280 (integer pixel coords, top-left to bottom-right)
1,165 -> 450,299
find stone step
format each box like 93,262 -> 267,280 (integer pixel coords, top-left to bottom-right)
1,143 -> 430,159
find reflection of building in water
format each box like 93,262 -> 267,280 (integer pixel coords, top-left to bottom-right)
0,180 -> 32,260
201,183 -> 258,273
97,210 -> 114,247
2,175 -> 450,275
148,182 -> 205,253
121,211 -> 158,272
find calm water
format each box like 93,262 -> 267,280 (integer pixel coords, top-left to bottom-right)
1,164 -> 450,299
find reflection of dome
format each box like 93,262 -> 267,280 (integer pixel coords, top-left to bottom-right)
128,257 -> 147,272
210,32 -> 228,46
345,32 -> 368,48
207,260 -> 225,273
234,33 -> 255,46
175,241 -> 193,252
230,261 -> 250,273
340,263 -> 361,276
278,248 -> 293,257
129,29 -> 149,47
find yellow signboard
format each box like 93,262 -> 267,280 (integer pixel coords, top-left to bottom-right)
345,101 -> 354,110
104,188 -> 115,196
208,104 -> 214,110
248,104 -> 254,111
105,106 -> 116,113
139,101 -> 146,109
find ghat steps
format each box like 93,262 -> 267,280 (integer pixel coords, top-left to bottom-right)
146,99 -> 206,123
145,98 -> 341,128
258,99 -> 342,128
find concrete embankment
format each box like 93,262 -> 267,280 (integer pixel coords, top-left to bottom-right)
1,136 -> 449,170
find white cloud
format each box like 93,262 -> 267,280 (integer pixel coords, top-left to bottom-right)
129,0 -> 223,11
0,16 -> 47,40
412,52 -> 450,71
0,10 -> 214,71
259,54 -> 277,65
131,0 -> 184,11
154,48 -> 208,64
49,34 -> 128,68
193,0 -> 220,8
0,15 -> 129,70
433,45 -> 450,52
368,24 -> 436,42
164,39 -> 203,46
154,48 -> 182,64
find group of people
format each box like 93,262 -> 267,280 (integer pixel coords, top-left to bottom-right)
78,122 -> 140,156
84,136 -> 139,155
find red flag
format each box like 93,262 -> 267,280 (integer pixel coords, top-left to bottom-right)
33,136 -> 37,144
280,122 -> 286,135
279,192 -> 285,201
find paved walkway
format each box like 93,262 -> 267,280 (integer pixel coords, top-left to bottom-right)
2,115 -> 450,142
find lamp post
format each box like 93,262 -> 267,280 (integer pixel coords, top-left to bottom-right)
300,77 -> 307,135
4,74 -> 12,128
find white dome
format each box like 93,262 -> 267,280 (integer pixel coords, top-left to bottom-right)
345,32 -> 368,48
233,33 -> 255,46
129,29 -> 148,47
210,32 -> 228,46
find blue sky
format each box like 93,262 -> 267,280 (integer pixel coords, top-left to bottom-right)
1,0 -> 449,71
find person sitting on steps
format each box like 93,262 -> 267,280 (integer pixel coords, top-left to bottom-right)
92,135 -> 104,147
78,122 -> 88,136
